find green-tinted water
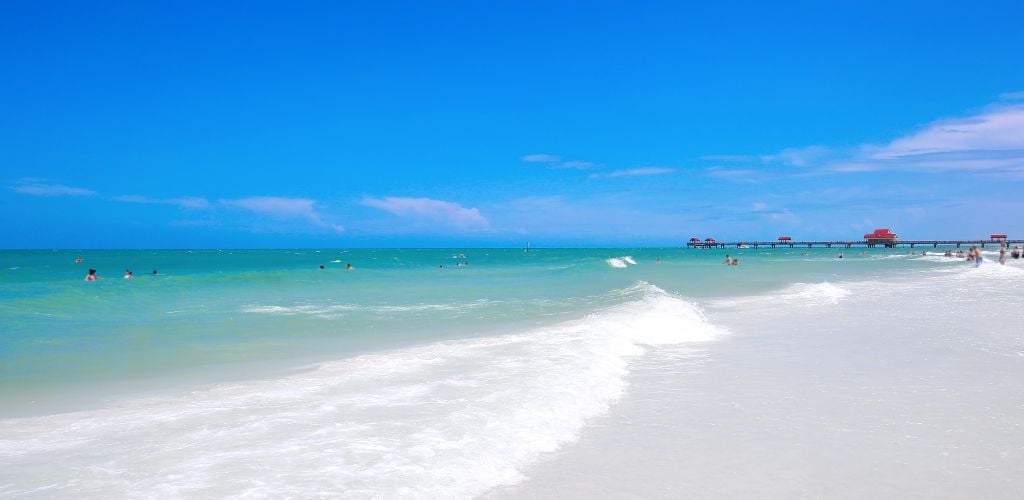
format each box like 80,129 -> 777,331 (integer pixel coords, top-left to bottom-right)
0,247 -> 959,409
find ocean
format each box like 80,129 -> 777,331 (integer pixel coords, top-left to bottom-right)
1,247 -> 1022,498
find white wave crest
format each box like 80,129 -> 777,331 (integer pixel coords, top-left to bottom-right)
606,256 -> 636,268
0,284 -> 723,499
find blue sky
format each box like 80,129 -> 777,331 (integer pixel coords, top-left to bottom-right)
2,1 -> 1023,247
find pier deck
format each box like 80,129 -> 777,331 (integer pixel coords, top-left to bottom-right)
687,240 -> 1024,249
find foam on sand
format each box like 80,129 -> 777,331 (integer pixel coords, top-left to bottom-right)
0,284 -> 723,499
709,281 -> 852,309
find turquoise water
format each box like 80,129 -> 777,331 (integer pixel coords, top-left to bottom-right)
0,247 -> 960,410
2,247 -> 1022,498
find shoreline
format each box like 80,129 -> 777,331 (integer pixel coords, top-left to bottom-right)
489,262 -> 1024,498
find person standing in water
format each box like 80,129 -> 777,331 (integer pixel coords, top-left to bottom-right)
85,269 -> 100,281
999,243 -> 1007,265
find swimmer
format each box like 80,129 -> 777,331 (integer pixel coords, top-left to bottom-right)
838,252 -> 844,259
724,255 -> 731,264
319,264 -> 325,270
731,258 -> 739,266
656,257 -> 661,264
967,246 -> 981,266
152,269 -> 158,275
999,243 -> 1007,265
123,269 -> 133,279
85,269 -> 100,281
75,257 -> 83,263
346,263 -> 353,270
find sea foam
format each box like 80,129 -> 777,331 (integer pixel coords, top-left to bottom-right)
606,256 -> 636,268
0,284 -> 722,499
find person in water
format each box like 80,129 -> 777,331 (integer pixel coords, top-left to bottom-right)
724,255 -> 731,264
838,252 -> 844,259
124,269 -> 133,279
319,264 -> 325,270
346,263 -> 353,270
85,269 -> 100,281
967,246 -> 982,266
152,269 -> 158,275
999,243 -> 1007,265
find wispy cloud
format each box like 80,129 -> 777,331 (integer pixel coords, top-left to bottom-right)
223,196 -> 344,233
601,167 -> 675,178
554,160 -> 594,170
812,104 -> 1024,175
11,179 -> 95,197
700,154 -> 757,162
703,101 -> 1024,177
521,153 -> 596,170
361,196 -> 489,231
760,145 -> 832,167
115,195 -> 210,209
861,104 -> 1024,168
999,91 -> 1024,101
522,153 -> 561,163
704,167 -> 762,183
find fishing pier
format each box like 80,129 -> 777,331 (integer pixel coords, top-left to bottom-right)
687,230 -> 1021,249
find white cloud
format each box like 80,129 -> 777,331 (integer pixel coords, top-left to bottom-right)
522,153 -> 595,170
706,102 -> 1024,176
867,104 -> 1024,162
602,167 -> 675,178
361,196 -> 489,230
816,104 -> 1024,175
704,168 -> 762,182
115,195 -> 210,209
522,153 -> 561,163
11,179 -> 95,197
173,197 -> 210,209
223,196 -> 344,233
999,91 -> 1024,101
760,145 -> 832,167
701,154 -> 757,162
554,160 -> 594,169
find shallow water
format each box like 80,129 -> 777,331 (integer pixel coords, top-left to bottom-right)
1,247 -> 1021,497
